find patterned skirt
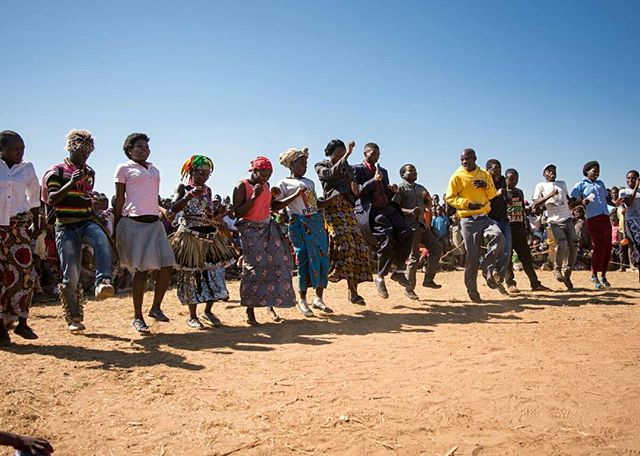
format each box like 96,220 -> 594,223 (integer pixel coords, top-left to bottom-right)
323,195 -> 373,284
288,213 -> 329,292
626,217 -> 640,268
0,213 -> 35,320
236,219 -> 295,308
176,265 -> 229,306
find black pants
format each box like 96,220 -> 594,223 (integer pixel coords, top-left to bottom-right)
505,223 -> 541,289
371,206 -> 414,276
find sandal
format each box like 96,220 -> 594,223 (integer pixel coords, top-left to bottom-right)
132,319 -> 151,335
202,311 -> 222,327
349,294 -> 366,305
187,318 -> 205,330
148,309 -> 170,322
268,309 -> 282,322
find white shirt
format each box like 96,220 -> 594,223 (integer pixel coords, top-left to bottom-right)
0,159 -> 40,226
275,177 -> 319,217
114,160 -> 161,217
620,188 -> 640,219
532,180 -> 572,223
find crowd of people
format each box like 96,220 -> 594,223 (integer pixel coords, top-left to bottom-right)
1,130 -> 639,346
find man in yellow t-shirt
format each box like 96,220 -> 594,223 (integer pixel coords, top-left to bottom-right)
445,148 -> 505,302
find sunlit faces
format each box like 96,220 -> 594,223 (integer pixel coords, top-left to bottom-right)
487,162 -> 502,180
460,149 -> 477,171
291,155 -> 308,178
543,166 -> 557,182
0,135 -> 25,166
505,170 -> 519,188
129,139 -> 150,162
364,146 -> 380,165
586,165 -> 600,181
253,168 -> 272,184
69,144 -> 94,167
190,166 -> 212,186
401,164 -> 417,183
627,171 -> 639,189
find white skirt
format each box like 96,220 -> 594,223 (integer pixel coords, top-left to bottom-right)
116,217 -> 176,272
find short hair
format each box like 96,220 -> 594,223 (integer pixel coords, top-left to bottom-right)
324,139 -> 346,157
364,142 -> 379,152
0,130 -> 22,150
505,168 -> 518,176
627,169 -> 639,178
486,158 -> 501,169
582,160 -> 600,177
123,133 -> 150,157
462,148 -> 476,156
66,129 -> 94,154
399,163 -> 415,177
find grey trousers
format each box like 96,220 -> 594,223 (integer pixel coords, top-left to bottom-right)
460,215 -> 505,294
549,220 -> 578,275
405,224 -> 443,291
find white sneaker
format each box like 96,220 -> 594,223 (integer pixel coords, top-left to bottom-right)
95,279 -> 115,300
298,299 -> 314,317
68,321 -> 85,332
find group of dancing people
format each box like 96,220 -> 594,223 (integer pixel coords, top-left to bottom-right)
1,129 -> 639,344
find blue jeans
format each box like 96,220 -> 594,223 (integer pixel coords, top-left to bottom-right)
460,215 -> 505,294
55,221 -> 112,322
494,218 -> 512,280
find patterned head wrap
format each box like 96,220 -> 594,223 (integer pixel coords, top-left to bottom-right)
66,129 -> 94,154
248,156 -> 273,172
278,147 -> 309,169
180,155 -> 214,180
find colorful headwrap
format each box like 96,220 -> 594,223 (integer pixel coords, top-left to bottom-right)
180,155 -> 214,180
278,147 -> 309,169
248,156 -> 273,172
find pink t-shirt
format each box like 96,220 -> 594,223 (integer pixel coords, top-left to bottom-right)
114,160 -> 161,217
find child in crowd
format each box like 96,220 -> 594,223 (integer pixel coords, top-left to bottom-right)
620,170 -> 640,282
113,133 -> 175,334
233,156 -> 295,325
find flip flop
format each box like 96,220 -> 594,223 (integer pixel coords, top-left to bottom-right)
148,309 -> 170,322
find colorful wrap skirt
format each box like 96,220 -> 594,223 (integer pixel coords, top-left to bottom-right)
288,213 -> 329,292
0,213 -> 35,320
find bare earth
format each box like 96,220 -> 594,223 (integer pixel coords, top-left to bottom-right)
1,270 -> 640,456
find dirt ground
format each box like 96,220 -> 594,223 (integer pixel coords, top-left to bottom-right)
1,269 -> 640,456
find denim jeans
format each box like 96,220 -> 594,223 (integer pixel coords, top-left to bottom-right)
494,218 -> 512,280
460,215 -> 504,294
549,220 -> 578,275
55,221 -> 112,322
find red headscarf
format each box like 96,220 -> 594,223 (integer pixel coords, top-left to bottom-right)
248,156 -> 273,172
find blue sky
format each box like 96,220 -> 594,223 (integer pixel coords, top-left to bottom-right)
2,0 -> 638,201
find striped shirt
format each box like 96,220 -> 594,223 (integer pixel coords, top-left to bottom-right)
44,159 -> 95,225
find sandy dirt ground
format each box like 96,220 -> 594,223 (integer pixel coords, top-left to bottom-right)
1,269 -> 640,456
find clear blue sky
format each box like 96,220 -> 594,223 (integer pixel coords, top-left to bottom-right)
2,0 -> 638,201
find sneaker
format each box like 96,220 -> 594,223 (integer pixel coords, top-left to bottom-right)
68,321 -> 85,332
14,322 -> 38,340
507,284 -> 520,294
531,283 -> 551,292
468,291 -> 482,303
422,280 -> 442,289
312,297 -> 333,313
404,290 -> 419,300
187,317 -> 205,330
202,311 -> 222,327
553,269 -> 564,283
297,299 -> 314,318
375,278 -> 389,299
95,279 -> 115,300
600,277 -> 611,288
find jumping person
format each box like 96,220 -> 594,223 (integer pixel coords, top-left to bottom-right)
503,168 -> 550,292
570,161 -> 612,288
392,163 -> 442,300
0,131 -> 41,345
42,130 -> 114,332
315,140 -> 372,305
113,133 -> 176,334
274,147 -> 332,316
620,170 -> 640,282
232,156 -> 295,325
532,164 -> 577,290
445,148 -> 504,302
352,143 -> 413,299
169,155 -> 236,329
486,159 -> 510,294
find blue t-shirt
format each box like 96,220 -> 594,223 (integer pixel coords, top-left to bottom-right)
570,177 -> 609,220
432,215 -> 450,238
